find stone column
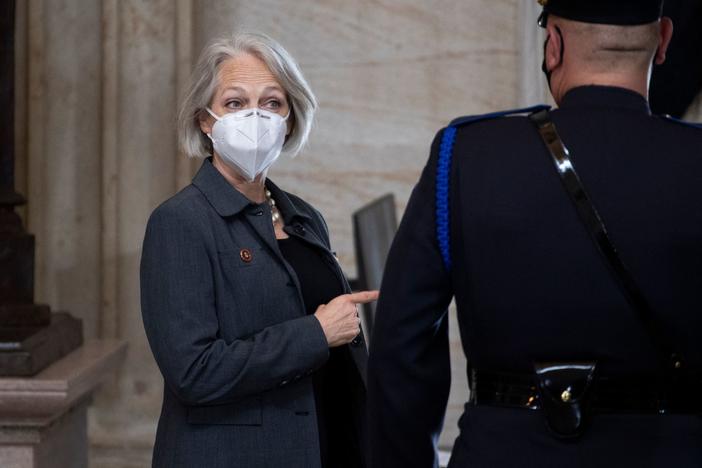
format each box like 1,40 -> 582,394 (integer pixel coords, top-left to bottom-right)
24,0 -> 103,338
1,0 -> 84,378
14,0 -> 196,462
91,1 -> 192,463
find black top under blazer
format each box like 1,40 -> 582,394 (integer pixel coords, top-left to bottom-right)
368,86 -> 702,468
140,158 -> 367,468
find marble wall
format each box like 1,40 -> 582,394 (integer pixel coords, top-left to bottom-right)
16,1 -> 698,467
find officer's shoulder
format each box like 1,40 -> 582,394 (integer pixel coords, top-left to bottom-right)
448,104 -> 551,131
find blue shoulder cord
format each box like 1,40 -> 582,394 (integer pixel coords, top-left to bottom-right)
435,109 -> 701,271
436,127 -> 457,270
435,105 -> 550,271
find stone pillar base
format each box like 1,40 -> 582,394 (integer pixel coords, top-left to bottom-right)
0,398 -> 90,468
0,340 -> 126,468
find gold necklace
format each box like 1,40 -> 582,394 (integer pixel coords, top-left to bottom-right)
265,189 -> 281,226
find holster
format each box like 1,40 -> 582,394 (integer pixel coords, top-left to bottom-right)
533,361 -> 597,439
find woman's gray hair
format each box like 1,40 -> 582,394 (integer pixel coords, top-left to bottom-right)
178,32 -> 317,159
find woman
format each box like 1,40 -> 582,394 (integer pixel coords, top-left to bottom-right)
140,32 -> 377,468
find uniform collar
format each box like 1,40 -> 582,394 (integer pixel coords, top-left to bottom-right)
192,158 -> 310,222
560,85 -> 651,114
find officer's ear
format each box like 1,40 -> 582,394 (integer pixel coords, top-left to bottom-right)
544,23 -> 564,72
654,17 -> 673,66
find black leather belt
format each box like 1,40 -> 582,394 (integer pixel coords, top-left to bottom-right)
470,370 -> 702,414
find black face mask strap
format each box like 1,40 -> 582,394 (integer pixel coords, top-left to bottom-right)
538,11 -> 548,28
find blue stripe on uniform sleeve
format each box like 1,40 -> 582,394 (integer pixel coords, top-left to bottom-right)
435,104 -> 551,271
436,126 -> 457,271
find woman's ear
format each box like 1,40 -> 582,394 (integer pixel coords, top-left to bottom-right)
199,110 -> 214,136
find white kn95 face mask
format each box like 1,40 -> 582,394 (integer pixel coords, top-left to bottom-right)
206,107 -> 289,182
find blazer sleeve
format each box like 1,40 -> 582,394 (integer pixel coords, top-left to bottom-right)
140,203 -> 330,406
368,129 -> 455,468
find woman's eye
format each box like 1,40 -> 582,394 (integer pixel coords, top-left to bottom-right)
225,100 -> 243,109
264,99 -> 281,110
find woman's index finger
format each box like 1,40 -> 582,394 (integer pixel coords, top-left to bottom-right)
348,290 -> 380,304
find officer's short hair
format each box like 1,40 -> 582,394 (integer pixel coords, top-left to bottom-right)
557,19 -> 660,71
569,20 -> 659,52
178,31 -> 317,159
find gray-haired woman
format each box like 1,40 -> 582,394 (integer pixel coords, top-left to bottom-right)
140,32 -> 377,468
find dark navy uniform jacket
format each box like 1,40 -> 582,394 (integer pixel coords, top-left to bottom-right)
368,86 -> 702,468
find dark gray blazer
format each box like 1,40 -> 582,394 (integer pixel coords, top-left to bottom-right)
141,158 -> 367,468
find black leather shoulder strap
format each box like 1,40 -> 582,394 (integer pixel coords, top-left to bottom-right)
528,109 -> 683,372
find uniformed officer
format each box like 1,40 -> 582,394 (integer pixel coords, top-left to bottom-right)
368,1 -> 702,467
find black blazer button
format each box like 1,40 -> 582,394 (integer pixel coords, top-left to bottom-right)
351,336 -> 362,347
294,224 -> 306,235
